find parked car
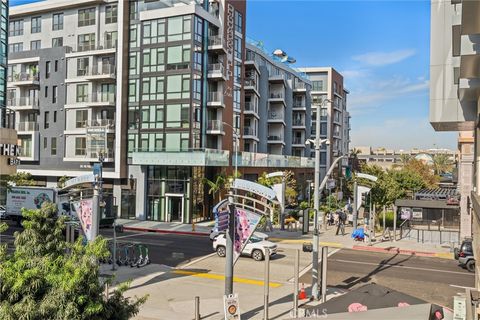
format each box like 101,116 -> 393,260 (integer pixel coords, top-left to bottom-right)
209,230 -> 268,242
455,239 -> 475,272
0,205 -> 6,219
213,234 -> 277,261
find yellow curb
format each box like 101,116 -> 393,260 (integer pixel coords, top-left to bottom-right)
172,270 -> 282,288
434,252 -> 454,260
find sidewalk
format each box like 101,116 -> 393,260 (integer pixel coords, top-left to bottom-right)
116,219 -> 454,259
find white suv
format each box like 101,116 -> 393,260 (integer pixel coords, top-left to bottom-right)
213,234 -> 277,261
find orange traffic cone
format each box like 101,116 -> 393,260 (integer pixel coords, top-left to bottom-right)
299,283 -> 307,300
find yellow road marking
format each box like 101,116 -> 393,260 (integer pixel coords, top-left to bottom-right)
435,252 -> 454,260
172,270 -> 282,288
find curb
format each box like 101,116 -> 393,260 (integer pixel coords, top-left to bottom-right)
122,226 -> 210,237
351,245 -> 453,259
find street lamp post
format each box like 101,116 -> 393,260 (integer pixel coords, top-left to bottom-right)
222,121 -> 239,296
305,98 -> 332,300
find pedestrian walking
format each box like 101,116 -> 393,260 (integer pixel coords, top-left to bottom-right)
336,210 -> 346,236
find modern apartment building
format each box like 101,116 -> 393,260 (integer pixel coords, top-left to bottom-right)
429,0 -> 480,287
457,131 -> 473,240
298,67 -> 351,179
8,0 -> 352,224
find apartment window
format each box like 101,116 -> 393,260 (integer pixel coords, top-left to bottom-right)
320,152 -> 327,166
142,19 -> 165,45
77,57 -> 89,76
51,137 -> 57,156
54,60 -> 58,72
30,40 -> 41,51
166,45 -> 190,70
320,122 -> 327,136
52,86 -> 57,103
165,132 -> 189,151
101,83 -> 115,102
44,111 -> 50,129
234,36 -> 242,59
166,74 -> 190,100
44,137 -> 47,149
31,16 -> 41,33
44,86 -> 48,98
105,31 -> 117,49
312,81 -> 324,91
45,61 -> 51,79
75,137 -> 86,156
105,5 -> 117,24
194,16 -> 203,43
142,76 -> 165,101
9,20 -> 23,36
235,11 -> 243,33
8,43 -> 23,53
52,37 -> 63,47
76,84 -> 88,102
52,13 -> 63,30
142,47 -> 165,73
167,16 -> 191,42
53,111 -> 57,122
78,8 -> 96,27
140,105 -> 164,129
78,33 -> 95,52
165,104 -> 189,128
76,110 -> 88,128
128,79 -> 138,103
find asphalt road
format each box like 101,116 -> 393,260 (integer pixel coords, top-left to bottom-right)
300,248 -> 475,308
0,221 -> 212,267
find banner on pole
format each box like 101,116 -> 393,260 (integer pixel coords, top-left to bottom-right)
233,208 -> 263,264
72,199 -> 93,241
213,199 -> 230,233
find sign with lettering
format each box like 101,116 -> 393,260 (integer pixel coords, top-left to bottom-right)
232,179 -> 277,201
63,174 -> 96,189
8,158 -> 20,166
0,143 -> 20,157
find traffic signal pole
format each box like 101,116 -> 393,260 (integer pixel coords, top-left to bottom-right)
353,179 -> 358,230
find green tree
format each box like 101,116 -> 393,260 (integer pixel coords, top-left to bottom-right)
2,172 -> 36,189
57,175 -> 70,188
432,153 -> 453,175
203,174 -> 226,204
0,203 -> 147,320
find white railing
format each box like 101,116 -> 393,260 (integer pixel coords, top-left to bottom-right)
7,97 -> 39,107
244,127 -> 256,136
244,102 -> 258,113
91,64 -> 115,76
208,92 -> 224,103
208,63 -> 224,74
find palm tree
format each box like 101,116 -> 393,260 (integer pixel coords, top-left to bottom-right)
433,153 -> 453,175
204,174 -> 226,204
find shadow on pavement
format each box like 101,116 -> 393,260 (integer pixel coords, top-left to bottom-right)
127,268 -> 211,291
336,252 -> 413,290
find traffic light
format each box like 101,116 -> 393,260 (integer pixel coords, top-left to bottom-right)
361,193 -> 367,206
345,166 -> 352,180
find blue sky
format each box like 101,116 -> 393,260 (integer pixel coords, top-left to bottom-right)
247,0 -> 456,150
11,0 -> 457,150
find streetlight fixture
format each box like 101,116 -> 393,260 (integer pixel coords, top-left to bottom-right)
305,97 -> 332,300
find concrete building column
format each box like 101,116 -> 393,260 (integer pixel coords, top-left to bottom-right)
129,165 -> 146,220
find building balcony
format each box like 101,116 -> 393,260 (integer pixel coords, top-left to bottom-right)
267,110 -> 285,124
206,120 -> 225,135
292,119 -> 306,129
17,131 -> 40,161
86,119 -> 115,132
267,134 -> 285,145
292,137 -> 306,147
244,101 -> 259,117
243,127 -> 259,141
71,40 -> 117,54
208,35 -> 226,53
293,102 -> 307,111
84,64 -> 116,81
268,73 -> 287,85
16,121 -> 39,133
66,93 -> 116,108
245,59 -> 260,74
207,91 -> 225,108
293,82 -> 308,92
208,63 -> 226,81
7,97 -> 39,111
268,92 -> 286,106
7,73 -> 40,87
64,148 -> 115,163
244,78 -> 259,96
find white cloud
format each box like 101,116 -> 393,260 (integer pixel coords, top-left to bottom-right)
353,49 -> 416,66
347,77 -> 429,115
351,117 -> 457,150
339,69 -> 368,79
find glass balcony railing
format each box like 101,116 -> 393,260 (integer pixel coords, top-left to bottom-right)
268,110 -> 284,120
208,92 -> 224,103
207,120 -> 223,131
7,97 -> 39,107
293,119 -> 305,126
16,121 -> 39,131
244,102 -> 258,113
244,127 -> 256,136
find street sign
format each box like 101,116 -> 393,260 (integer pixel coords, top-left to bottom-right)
8,157 -> 20,166
63,174 -> 95,189
224,294 -> 241,320
356,173 -> 378,182
327,179 -> 336,190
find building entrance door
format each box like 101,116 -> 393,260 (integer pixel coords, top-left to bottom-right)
166,194 -> 183,222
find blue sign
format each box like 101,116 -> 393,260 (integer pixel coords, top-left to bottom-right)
93,163 -> 102,177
